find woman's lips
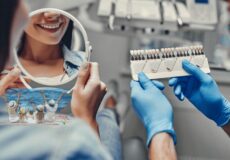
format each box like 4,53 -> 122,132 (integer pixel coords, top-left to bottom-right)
37,23 -> 63,33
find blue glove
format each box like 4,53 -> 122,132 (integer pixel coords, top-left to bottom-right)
169,60 -> 230,127
130,72 -> 176,146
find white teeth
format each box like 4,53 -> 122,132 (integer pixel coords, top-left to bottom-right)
40,23 -> 60,29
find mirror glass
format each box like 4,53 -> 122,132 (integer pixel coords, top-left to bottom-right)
15,8 -> 90,87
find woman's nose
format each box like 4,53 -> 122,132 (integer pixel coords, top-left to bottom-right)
43,12 -> 61,21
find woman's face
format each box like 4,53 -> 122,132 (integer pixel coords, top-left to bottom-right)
25,12 -> 70,45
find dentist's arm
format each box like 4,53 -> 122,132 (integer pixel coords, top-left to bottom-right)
169,60 -> 230,136
223,123 -> 230,136
149,133 -> 177,160
131,73 -> 177,160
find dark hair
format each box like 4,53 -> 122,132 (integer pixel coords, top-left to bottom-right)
61,20 -> 73,49
0,0 -> 19,72
17,19 -> 74,57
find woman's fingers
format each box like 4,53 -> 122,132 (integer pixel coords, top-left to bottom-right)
0,75 -> 30,89
0,68 -> 20,94
75,62 -> 90,90
89,62 -> 100,82
4,66 -> 14,71
100,82 -> 107,100
100,81 -> 107,92
7,83 -> 27,89
23,76 -> 31,83
85,63 -> 102,92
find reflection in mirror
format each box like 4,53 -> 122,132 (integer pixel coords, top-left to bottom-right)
17,10 -> 88,85
1,9 -> 91,125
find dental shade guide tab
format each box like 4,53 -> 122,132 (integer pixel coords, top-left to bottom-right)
130,45 -> 210,80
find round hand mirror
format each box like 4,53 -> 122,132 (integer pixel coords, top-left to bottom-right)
14,8 -> 92,92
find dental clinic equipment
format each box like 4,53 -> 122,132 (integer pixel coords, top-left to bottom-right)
25,0 -> 96,11
186,0 -> 218,26
97,0 -> 217,32
130,45 -> 210,80
213,1 -> 230,70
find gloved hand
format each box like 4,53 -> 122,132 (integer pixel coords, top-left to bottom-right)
169,60 -> 230,127
130,72 -> 176,146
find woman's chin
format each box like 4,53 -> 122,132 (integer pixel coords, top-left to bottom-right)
36,38 -> 61,46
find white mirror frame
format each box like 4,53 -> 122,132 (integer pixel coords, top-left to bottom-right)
14,8 -> 92,91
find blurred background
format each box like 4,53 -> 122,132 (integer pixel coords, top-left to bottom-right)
25,0 -> 230,159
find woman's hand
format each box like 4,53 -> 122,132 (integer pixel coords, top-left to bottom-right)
0,67 -> 30,93
71,62 -> 107,133
0,67 -> 22,95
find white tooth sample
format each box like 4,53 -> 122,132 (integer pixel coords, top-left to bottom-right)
130,50 -> 134,56
150,49 -> 154,55
161,48 -> 165,56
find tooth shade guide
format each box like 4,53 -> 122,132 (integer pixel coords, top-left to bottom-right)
130,45 -> 210,80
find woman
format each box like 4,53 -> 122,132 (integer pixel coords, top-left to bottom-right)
4,11 -> 86,111
17,12 -> 86,83
0,0 -> 119,159
3,11 -> 87,113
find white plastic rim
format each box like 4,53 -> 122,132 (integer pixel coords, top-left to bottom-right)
14,8 -> 91,89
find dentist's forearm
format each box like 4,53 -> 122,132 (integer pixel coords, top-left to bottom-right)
149,133 -> 177,160
223,122 -> 230,136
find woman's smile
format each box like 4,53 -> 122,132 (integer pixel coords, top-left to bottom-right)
36,22 -> 64,33
24,12 -> 70,45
